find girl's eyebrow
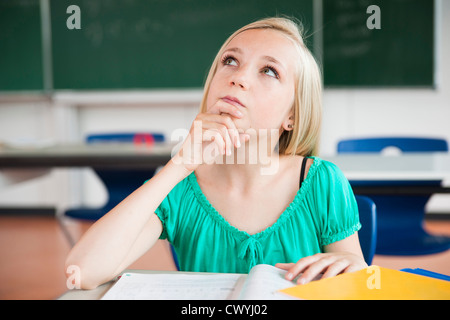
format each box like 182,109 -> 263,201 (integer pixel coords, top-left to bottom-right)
262,55 -> 285,70
223,47 -> 243,55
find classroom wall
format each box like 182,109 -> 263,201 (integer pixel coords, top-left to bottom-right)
0,0 -> 449,213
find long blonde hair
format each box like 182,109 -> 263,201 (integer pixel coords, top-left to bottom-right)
200,17 -> 322,156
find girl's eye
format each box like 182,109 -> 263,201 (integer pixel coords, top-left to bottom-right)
262,66 -> 279,79
222,56 -> 238,66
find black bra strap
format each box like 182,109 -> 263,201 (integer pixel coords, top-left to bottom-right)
299,157 -> 309,189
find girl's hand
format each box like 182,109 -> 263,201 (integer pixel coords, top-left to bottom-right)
275,252 -> 368,284
173,100 -> 249,172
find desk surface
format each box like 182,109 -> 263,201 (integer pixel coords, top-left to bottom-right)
1,145 -> 449,181
58,269 -> 157,300
323,153 -> 450,195
0,143 -> 174,169
322,153 -> 450,181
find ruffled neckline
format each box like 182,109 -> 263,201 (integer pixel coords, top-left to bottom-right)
187,156 -> 322,241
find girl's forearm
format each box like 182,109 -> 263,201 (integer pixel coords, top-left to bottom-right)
65,159 -> 192,288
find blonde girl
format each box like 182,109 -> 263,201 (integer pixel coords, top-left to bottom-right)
66,17 -> 366,289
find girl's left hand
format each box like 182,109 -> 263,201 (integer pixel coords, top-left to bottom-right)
275,252 -> 368,284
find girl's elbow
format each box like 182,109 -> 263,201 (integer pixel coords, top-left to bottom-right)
64,259 -> 105,290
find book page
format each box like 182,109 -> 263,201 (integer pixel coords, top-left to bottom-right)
101,272 -> 243,300
238,264 -> 299,300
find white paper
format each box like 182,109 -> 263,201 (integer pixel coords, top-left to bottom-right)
101,272 -> 243,300
101,265 -> 313,300
238,264 -> 298,300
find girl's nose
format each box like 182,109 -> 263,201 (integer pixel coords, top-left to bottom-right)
230,69 -> 250,90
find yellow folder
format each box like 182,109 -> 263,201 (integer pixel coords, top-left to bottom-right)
279,266 -> 450,300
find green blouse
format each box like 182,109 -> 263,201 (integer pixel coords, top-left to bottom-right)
155,157 -> 361,273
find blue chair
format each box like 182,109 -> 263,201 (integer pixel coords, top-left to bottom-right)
338,137 -> 448,154
86,132 -> 164,145
60,132 -> 164,244
355,195 -> 377,265
170,245 -> 180,271
338,137 -> 450,256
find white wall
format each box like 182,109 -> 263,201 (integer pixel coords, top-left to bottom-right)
1,1 -> 449,213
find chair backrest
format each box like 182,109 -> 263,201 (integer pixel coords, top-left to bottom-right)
355,195 -> 377,265
86,132 -> 165,210
337,137 -> 448,153
87,132 -> 165,144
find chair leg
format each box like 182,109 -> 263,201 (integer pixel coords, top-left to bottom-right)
56,214 -> 76,247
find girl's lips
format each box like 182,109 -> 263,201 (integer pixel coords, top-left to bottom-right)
221,96 -> 245,108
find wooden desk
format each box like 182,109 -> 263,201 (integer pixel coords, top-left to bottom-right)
1,147 -> 449,194
0,142 -> 174,169
1,145 -> 449,194
323,153 -> 450,181
323,153 -> 450,195
1,147 -> 448,177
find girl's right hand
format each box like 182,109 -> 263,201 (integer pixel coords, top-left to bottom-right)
173,100 -> 250,172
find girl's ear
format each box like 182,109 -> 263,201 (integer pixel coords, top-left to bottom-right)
282,112 -> 295,131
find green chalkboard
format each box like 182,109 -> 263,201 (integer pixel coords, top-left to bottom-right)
323,0 -> 434,87
0,0 -> 43,91
50,0 -> 314,90
2,0 -> 435,91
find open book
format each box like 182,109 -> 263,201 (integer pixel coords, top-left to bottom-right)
101,264 -> 299,300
